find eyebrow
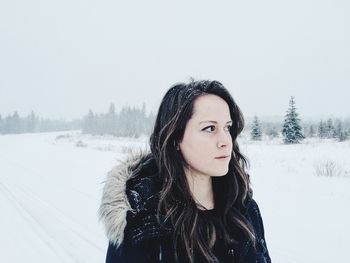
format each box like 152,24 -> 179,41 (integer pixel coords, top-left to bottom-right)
199,120 -> 233,125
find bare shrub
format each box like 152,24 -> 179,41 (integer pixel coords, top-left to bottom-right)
55,134 -> 72,140
314,159 -> 343,177
96,144 -> 115,152
76,140 -> 87,148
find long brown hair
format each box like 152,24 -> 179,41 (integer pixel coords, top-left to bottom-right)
149,80 -> 256,263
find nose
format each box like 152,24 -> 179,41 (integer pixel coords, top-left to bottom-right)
217,129 -> 231,148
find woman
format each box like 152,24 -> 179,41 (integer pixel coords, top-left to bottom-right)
99,80 -> 271,262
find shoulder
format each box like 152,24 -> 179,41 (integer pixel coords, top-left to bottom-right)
242,197 -> 271,262
243,197 -> 266,238
244,197 -> 262,218
98,148 -> 157,247
99,149 -> 168,248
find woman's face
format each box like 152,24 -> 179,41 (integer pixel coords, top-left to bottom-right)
178,94 -> 233,178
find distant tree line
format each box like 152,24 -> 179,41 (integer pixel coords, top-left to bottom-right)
313,118 -> 349,141
250,97 -> 350,143
2,99 -> 349,143
82,103 -> 156,138
0,103 -> 155,138
0,111 -> 81,134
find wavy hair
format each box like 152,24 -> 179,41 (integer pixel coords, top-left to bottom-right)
149,80 -> 256,263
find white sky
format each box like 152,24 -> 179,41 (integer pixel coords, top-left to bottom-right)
0,0 -> 349,120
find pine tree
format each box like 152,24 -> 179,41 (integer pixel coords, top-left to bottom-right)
282,96 -> 304,144
309,125 -> 316,138
335,121 -> 349,141
6,111 -> 21,134
318,121 -> 326,138
82,109 -> 95,134
106,103 -> 117,135
26,110 -> 38,133
250,115 -> 262,141
334,121 -> 342,139
325,118 -> 336,138
0,114 -> 3,134
266,127 -> 279,139
339,131 -> 349,141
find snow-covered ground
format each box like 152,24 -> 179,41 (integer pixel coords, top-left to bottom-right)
0,131 -> 349,262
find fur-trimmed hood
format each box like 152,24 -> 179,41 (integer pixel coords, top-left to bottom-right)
98,149 -> 164,247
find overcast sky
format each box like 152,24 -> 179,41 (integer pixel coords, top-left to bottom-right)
0,0 -> 349,121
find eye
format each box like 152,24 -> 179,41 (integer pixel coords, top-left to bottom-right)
225,125 -> 232,132
202,125 -> 232,133
202,125 -> 215,132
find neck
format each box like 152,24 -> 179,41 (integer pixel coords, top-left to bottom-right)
185,169 -> 214,210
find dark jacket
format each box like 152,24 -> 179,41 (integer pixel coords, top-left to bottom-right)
99,150 -> 271,263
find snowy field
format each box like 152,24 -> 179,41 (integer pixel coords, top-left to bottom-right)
0,131 -> 349,263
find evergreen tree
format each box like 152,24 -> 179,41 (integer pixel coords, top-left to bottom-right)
5,111 -> 21,134
106,103 -> 117,135
0,114 -> 3,134
325,118 -> 336,138
266,127 -> 279,139
13,112 -> 21,133
339,131 -> 349,141
141,103 -> 146,116
26,110 -> 38,133
250,115 -> 262,141
334,121 -> 342,139
82,109 -> 96,134
282,96 -> 304,144
335,121 -> 349,141
309,125 -> 316,138
96,113 -> 105,135
318,121 -> 326,138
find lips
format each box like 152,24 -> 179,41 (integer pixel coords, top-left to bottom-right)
215,155 -> 230,159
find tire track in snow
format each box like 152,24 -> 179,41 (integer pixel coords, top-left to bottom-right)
0,155 -> 105,261
0,155 -> 99,233
0,181 -> 81,263
0,156 -> 93,201
12,179 -> 104,252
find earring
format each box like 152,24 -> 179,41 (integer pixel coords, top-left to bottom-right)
174,141 -> 180,151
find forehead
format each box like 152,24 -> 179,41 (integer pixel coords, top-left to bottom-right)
191,94 -> 231,120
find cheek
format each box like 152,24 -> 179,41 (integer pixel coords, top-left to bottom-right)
182,150 -> 210,174
180,135 -> 213,166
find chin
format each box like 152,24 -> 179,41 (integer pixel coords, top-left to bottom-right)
211,170 -> 228,177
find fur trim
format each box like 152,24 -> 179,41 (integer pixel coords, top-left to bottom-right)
98,148 -> 151,247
